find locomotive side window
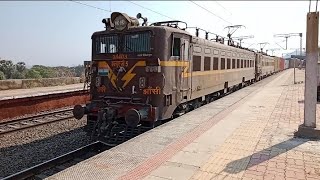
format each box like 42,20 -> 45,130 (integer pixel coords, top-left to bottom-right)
232,59 -> 235,69
204,57 -> 211,71
193,55 -> 201,71
221,58 -> 226,70
213,57 -> 219,70
172,37 -> 181,57
227,58 -> 231,69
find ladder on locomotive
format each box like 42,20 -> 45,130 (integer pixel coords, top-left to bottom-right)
83,61 -> 92,90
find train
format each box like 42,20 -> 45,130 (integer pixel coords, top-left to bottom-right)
73,12 -> 288,142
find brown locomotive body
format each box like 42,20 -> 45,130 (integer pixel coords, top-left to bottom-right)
73,12 -> 285,142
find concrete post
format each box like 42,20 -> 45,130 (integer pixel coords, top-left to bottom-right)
294,58 -> 296,84
304,12 -> 318,128
295,12 -> 320,139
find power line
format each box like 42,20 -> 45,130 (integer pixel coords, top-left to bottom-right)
128,1 -> 175,20
69,0 -> 111,12
189,1 -> 232,25
214,1 -> 232,16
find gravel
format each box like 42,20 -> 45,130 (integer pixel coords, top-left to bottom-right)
0,116 -> 90,178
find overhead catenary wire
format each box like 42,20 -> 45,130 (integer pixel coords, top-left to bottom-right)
309,0 -> 311,12
189,1 -> 232,25
69,0 -> 111,12
214,1 -> 232,16
128,1 -> 175,20
68,0 -> 226,39
127,1 -> 204,31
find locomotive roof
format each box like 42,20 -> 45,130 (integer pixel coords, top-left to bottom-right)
92,24 -> 276,58
92,25 -> 190,36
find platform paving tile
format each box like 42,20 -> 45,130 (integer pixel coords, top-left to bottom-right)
139,72 -> 291,180
187,69 -> 320,180
149,162 -> 199,180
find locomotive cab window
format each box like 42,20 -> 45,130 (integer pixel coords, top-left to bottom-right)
124,33 -> 151,53
94,32 -> 151,54
172,37 -> 181,57
95,35 -> 118,54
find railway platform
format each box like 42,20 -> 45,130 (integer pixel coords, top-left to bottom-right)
47,68 -> 320,180
0,83 -> 84,100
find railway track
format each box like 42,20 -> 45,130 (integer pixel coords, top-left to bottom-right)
2,141 -> 111,180
0,108 -> 75,135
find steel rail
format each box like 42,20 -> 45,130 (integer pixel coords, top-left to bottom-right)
2,141 -> 111,180
0,108 -> 74,135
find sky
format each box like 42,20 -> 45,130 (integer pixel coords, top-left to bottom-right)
0,1 -> 315,67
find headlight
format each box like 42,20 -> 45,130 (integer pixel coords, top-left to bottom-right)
114,15 -> 128,31
139,77 -> 146,88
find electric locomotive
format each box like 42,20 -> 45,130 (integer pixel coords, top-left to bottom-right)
73,11 -> 282,142
73,12 -> 194,141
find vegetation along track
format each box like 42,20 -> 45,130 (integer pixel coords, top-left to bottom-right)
0,108 -> 75,135
2,141 -> 111,180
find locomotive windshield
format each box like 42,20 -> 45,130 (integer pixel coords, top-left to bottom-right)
94,31 -> 151,54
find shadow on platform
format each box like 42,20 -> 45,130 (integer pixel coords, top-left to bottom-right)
223,137 -> 308,174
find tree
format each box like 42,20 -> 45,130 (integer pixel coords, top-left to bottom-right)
0,60 -> 15,79
74,65 -> 84,77
25,69 -> 42,79
31,65 -> 54,78
16,62 -> 26,72
11,70 -> 25,79
0,71 -> 5,80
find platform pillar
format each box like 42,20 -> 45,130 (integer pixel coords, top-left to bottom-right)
295,12 -> 320,139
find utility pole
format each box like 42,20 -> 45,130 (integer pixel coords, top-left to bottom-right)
274,33 -> 303,50
294,58 -> 296,84
295,11 -> 320,139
